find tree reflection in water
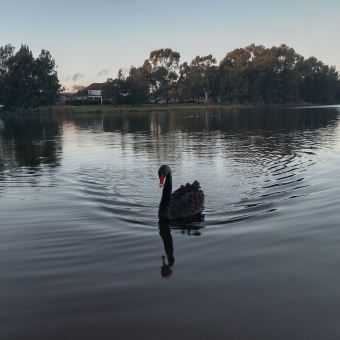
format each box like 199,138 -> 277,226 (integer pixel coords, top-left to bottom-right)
0,114 -> 63,172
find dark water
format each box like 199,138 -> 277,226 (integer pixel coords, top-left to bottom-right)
1,107 -> 340,339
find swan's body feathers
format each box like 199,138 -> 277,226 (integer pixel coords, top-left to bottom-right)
172,180 -> 201,202
171,181 -> 204,218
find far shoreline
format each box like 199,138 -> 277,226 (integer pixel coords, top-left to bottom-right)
69,102 -> 318,114
2,102 -> 338,116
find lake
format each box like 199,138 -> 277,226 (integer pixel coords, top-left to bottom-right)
1,106 -> 340,339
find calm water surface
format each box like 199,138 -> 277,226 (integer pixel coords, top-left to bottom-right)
1,107 -> 340,339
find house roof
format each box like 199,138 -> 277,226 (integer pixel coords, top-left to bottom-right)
84,83 -> 104,91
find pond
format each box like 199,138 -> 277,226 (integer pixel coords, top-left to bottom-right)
1,106 -> 340,339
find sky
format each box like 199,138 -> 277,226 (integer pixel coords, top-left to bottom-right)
1,0 -> 339,91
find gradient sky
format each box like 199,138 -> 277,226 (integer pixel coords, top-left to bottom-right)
2,0 -> 339,91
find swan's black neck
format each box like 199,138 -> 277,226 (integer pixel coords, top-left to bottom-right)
159,172 -> 172,219
160,172 -> 172,205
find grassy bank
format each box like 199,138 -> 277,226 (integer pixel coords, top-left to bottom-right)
1,102 -> 311,116
71,103 -> 274,114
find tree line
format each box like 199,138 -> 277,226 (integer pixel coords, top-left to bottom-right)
1,43 -> 339,109
103,44 -> 340,106
0,44 -> 62,110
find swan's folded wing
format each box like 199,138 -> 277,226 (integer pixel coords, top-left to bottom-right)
171,185 -> 204,219
172,181 -> 201,203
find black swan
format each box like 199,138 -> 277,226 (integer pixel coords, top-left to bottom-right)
158,165 -> 204,220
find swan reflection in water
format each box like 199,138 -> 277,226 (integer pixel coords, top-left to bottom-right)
159,222 -> 175,278
158,214 -> 205,278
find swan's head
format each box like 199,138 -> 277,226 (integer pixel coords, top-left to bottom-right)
158,165 -> 171,188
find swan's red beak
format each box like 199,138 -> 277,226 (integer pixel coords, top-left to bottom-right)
159,174 -> 165,188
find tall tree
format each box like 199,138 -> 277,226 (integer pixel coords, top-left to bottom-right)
102,69 -> 126,106
0,44 -> 15,105
273,44 -> 303,104
34,49 -> 62,106
0,44 -> 15,78
5,45 -> 35,108
149,48 -> 180,103
190,55 -> 217,103
219,48 -> 251,104
298,56 -> 340,104
245,44 -> 276,105
177,62 -> 194,103
126,66 -> 150,106
0,44 -> 61,109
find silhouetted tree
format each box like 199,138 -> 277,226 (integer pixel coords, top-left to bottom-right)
0,44 -> 61,109
102,69 -> 126,106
